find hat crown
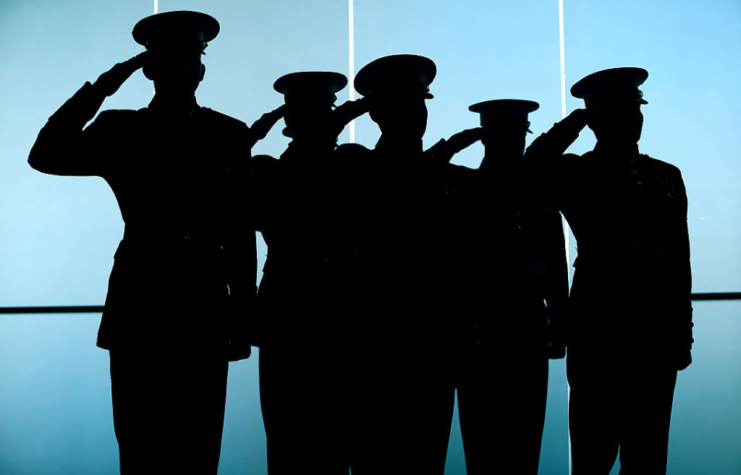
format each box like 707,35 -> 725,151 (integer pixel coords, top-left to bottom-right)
571,67 -> 648,105
132,11 -> 220,49
354,54 -> 436,98
469,99 -> 539,130
274,71 -> 348,100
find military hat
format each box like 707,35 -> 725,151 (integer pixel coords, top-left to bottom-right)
469,99 -> 539,133
274,71 -> 348,137
571,67 -> 648,107
354,54 -> 436,99
133,11 -> 220,52
274,71 -> 347,103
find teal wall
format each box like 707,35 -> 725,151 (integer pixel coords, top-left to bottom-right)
0,1 -> 739,473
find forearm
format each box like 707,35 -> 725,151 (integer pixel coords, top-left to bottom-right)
524,111 -> 586,162
28,82 -> 106,176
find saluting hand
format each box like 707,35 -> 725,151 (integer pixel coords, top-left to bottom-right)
425,127 -> 484,165
331,96 -> 370,132
446,127 -> 485,156
93,51 -> 150,97
247,105 -> 286,148
562,108 -> 590,129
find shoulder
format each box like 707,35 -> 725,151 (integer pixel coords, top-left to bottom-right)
81,109 -> 139,136
334,143 -> 371,157
641,154 -> 682,177
252,154 -> 278,165
93,109 -> 139,124
332,143 -> 373,166
198,107 -> 249,131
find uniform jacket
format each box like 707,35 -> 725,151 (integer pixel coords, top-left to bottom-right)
527,129 -> 693,355
251,141 -> 351,346
444,157 -> 569,352
29,82 -> 256,356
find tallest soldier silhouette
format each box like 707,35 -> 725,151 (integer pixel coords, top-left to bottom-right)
28,11 -> 275,475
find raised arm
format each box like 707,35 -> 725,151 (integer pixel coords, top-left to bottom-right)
425,127 -> 485,165
28,53 -> 147,176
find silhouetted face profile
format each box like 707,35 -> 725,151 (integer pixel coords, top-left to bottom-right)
570,67 -> 649,146
143,46 -> 205,96
481,122 -> 527,160
369,88 -> 428,141
132,11 -> 220,99
469,99 -> 539,163
284,95 -> 335,141
354,54 -> 436,144
587,98 -> 643,145
273,71 -> 348,144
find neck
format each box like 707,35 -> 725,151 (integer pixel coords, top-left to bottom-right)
480,146 -> 520,171
287,137 -> 336,159
376,135 -> 423,155
594,140 -> 639,157
149,91 -> 198,114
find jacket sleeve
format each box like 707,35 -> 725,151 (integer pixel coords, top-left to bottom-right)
28,82 -> 109,177
544,210 -> 570,346
669,168 -> 693,351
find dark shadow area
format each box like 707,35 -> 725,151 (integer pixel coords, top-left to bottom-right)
27,10 -> 695,475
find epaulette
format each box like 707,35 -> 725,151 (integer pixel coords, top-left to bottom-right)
642,154 -> 680,174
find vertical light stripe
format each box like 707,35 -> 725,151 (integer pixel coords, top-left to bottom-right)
348,0 -> 356,143
153,1 -> 158,96
559,2 -> 573,474
559,0 -> 567,120
558,0 -> 571,283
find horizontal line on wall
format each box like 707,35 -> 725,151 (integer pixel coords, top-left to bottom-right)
0,292 -> 740,314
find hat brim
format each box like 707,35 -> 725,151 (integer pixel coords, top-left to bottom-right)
354,54 -> 436,97
133,11 -> 220,47
274,71 -> 348,96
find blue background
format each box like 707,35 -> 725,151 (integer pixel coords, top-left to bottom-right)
0,1 -> 739,473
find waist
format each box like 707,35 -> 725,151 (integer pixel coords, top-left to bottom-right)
122,225 -> 226,253
576,240 -> 667,265
265,243 -> 349,269
353,244 -> 447,271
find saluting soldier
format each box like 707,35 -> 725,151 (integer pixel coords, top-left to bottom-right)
251,71 -> 368,475
528,67 -> 693,474
28,11 -> 266,474
441,100 -> 569,475
336,54 -> 455,475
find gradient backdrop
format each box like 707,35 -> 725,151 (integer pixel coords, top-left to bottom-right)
0,1 -> 739,474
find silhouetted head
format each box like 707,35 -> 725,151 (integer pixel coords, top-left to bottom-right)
355,54 -> 436,142
469,99 -> 539,161
274,72 -> 347,142
571,67 -> 648,145
133,11 -> 219,97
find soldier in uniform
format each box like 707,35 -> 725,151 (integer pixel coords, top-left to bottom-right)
337,54 -> 455,475
251,72 -> 368,475
436,100 -> 569,475
528,67 -> 693,474
28,11 -> 273,474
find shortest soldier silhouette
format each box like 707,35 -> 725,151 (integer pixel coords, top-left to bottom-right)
28,11 -> 262,475
252,71 -> 367,475
441,99 -> 568,475
529,67 -> 693,475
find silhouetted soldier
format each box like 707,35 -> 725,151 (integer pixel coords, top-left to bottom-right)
336,54 -> 454,475
437,100 -> 569,475
251,72 -> 368,475
28,11 -> 270,475
529,67 -> 693,474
